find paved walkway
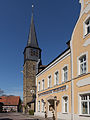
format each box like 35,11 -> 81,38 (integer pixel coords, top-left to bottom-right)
0,113 -> 41,120
0,112 -> 50,120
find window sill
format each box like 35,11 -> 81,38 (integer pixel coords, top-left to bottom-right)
83,33 -> 90,39
54,84 -> 59,86
48,87 -> 52,89
62,80 -> 68,84
62,112 -> 68,114
41,89 -> 44,91
79,114 -> 90,117
41,111 -> 44,113
78,73 -> 86,77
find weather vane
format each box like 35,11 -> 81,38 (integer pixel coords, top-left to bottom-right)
32,4 -> 34,14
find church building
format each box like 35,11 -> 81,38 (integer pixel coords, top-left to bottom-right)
23,6 -> 43,112
34,0 -> 90,120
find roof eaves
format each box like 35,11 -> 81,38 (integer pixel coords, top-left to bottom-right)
36,47 -> 70,76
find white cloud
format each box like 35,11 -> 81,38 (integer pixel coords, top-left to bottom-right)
4,86 -> 23,100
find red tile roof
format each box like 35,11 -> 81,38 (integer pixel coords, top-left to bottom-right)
0,96 -> 20,106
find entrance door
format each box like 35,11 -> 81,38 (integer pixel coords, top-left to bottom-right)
47,100 -> 55,118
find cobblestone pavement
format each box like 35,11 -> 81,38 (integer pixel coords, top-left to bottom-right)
0,113 -> 46,120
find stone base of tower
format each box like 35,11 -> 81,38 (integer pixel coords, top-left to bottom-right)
23,102 -> 35,114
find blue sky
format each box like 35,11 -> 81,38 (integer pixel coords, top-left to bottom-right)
0,0 -> 80,100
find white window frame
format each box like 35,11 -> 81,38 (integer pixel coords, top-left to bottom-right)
54,71 -> 59,85
42,79 -> 44,90
38,101 -> 40,112
38,81 -> 40,92
83,15 -> 90,38
62,65 -> 68,82
48,75 -> 52,88
79,55 -> 86,74
77,52 -> 88,76
79,94 -> 90,115
62,95 -> 69,113
41,100 -> 44,113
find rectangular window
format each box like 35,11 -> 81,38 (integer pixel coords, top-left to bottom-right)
85,18 -> 90,36
42,79 -> 44,90
79,55 -> 86,75
42,100 -> 44,112
63,66 -> 68,82
62,66 -> 68,82
80,94 -> 90,115
48,75 -> 52,88
63,96 -> 68,113
38,82 -> 40,92
55,71 -> 59,85
38,101 -> 40,112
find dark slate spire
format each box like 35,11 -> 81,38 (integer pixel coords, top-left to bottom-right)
27,5 -> 39,48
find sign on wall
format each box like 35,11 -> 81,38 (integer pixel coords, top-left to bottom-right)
38,85 -> 66,97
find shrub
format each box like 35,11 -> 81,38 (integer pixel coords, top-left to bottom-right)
29,110 -> 34,115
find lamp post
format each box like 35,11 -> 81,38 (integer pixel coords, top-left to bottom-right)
30,85 -> 37,112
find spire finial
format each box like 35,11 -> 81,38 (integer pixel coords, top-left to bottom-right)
32,4 -> 34,15
27,3 -> 39,48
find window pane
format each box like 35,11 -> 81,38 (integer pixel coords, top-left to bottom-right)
64,73 -> 65,81
63,66 -> 67,71
89,95 -> 90,100
87,26 -> 90,34
84,63 -> 86,73
55,72 -> 59,84
63,66 -> 68,81
38,82 -> 40,91
80,58 -> 83,63
80,64 -> 83,74
83,95 -> 87,100
42,102 -> 44,112
64,97 -> 68,102
63,97 -> 68,113
82,102 -> 88,114
89,102 -> 90,114
81,96 -> 83,100
66,72 -> 67,80
65,103 -> 67,112
83,56 -> 86,61
42,80 -> 44,90
86,21 -> 89,25
65,66 -> 67,71
49,76 -> 51,87
85,19 -> 90,35
38,101 -> 40,112
85,95 -> 87,100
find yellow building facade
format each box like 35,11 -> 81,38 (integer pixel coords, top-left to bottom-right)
35,0 -> 90,120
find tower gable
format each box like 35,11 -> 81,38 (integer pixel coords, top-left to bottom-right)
70,0 -> 90,78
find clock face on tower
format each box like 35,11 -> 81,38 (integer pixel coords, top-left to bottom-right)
30,48 -> 38,57
24,47 -> 40,62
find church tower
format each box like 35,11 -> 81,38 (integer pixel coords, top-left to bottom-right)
23,5 -> 41,112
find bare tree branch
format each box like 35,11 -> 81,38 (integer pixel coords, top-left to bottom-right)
0,88 -> 4,96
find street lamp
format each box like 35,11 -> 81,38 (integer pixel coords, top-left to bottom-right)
30,86 -> 37,112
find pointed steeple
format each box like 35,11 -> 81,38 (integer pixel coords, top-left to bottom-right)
27,4 -> 39,48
